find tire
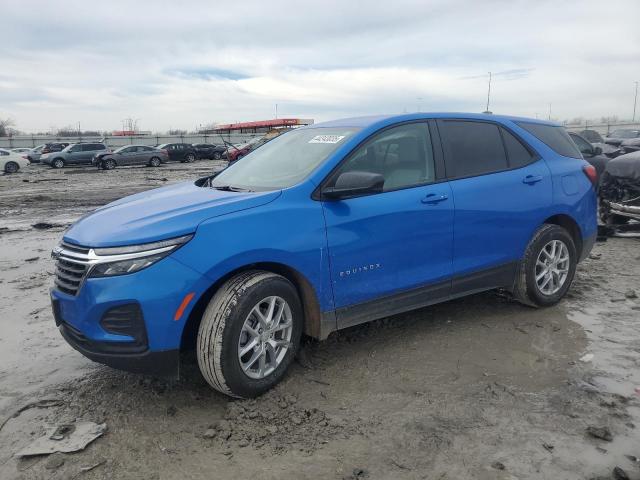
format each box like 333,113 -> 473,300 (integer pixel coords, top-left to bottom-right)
213,152 -> 222,160
512,224 -> 577,307
197,271 -> 303,398
52,158 -> 65,169
149,157 -> 161,167
185,153 -> 196,163
4,161 -> 19,174
103,159 -> 116,170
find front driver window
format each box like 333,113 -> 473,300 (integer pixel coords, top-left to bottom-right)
332,123 -> 435,192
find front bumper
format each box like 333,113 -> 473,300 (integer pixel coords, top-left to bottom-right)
50,255 -> 209,377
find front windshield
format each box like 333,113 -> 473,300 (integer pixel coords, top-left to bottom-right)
610,129 -> 639,139
114,146 -> 129,153
211,127 -> 358,191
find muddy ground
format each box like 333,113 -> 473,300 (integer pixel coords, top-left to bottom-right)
0,162 -> 639,480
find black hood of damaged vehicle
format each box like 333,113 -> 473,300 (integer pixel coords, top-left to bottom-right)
605,151 -> 640,180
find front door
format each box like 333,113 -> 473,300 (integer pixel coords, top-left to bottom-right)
321,122 -> 454,328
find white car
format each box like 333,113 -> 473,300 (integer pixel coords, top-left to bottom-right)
0,148 -> 30,174
10,147 -> 33,154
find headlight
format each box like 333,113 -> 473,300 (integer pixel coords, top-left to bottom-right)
87,234 -> 192,278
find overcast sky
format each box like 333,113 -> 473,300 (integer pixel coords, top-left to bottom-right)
2,0 -> 639,133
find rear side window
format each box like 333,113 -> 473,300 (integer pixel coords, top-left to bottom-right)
439,121 -> 508,178
500,128 -> 535,168
516,122 -> 581,159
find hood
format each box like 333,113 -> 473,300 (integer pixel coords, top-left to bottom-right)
605,151 -> 640,180
64,181 -> 280,247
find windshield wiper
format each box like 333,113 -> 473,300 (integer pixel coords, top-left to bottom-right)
211,185 -> 253,192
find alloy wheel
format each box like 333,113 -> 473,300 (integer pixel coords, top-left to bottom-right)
535,240 -> 570,295
237,296 -> 293,380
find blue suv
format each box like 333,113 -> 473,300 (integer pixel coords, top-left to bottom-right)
51,113 -> 597,398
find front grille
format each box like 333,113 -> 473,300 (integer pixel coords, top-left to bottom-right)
53,242 -> 91,296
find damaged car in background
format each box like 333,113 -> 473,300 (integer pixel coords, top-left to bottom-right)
599,151 -> 640,227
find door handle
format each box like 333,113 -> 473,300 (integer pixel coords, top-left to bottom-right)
421,193 -> 449,205
522,175 -> 543,185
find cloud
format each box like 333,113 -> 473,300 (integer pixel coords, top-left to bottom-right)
1,0 -> 639,132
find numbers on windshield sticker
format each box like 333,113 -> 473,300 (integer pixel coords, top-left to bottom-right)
308,135 -> 346,144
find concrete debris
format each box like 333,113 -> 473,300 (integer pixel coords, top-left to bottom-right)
586,426 -> 613,442
15,422 -> 106,457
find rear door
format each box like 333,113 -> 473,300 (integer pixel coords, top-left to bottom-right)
321,122 -> 454,327
436,119 -> 552,292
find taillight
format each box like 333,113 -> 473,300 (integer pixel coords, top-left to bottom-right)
582,164 -> 598,186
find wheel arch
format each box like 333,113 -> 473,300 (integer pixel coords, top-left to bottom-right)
542,214 -> 583,259
180,262 -> 323,351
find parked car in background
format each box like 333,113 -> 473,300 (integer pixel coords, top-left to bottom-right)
10,147 -> 33,154
619,137 -> 640,155
42,142 -> 70,154
41,142 -> 110,168
579,129 -> 604,143
157,143 -> 197,163
568,132 -> 611,181
93,145 -> 169,169
599,151 -> 640,225
226,143 -> 252,163
51,112 -> 597,398
26,144 -> 46,163
604,129 -> 640,147
192,143 -> 226,160
227,137 -> 271,163
0,148 -> 30,174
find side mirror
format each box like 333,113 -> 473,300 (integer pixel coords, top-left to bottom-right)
322,171 -> 385,200
593,146 -> 603,155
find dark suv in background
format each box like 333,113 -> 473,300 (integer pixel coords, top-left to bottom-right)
192,143 -> 226,160
157,143 -> 198,163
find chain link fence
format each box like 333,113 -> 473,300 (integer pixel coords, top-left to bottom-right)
0,132 -> 262,149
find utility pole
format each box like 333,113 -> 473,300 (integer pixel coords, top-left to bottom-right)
633,81 -> 638,122
548,103 -> 552,121
485,72 -> 492,113
275,104 -> 278,119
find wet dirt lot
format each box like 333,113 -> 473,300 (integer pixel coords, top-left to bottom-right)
0,162 -> 639,480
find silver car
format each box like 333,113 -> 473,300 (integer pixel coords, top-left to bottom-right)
92,145 -> 170,169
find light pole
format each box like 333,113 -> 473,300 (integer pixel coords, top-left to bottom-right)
633,81 -> 638,122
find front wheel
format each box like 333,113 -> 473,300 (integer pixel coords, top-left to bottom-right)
512,224 -> 577,307
213,152 -> 222,160
4,161 -> 19,174
103,159 -> 116,170
197,271 -> 303,398
185,153 -> 196,163
52,158 -> 64,169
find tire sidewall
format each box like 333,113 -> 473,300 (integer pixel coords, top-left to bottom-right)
5,162 -> 18,173
215,275 -> 302,398
53,159 -> 64,169
213,152 -> 221,160
105,159 -> 115,170
150,157 -> 161,167
524,226 -> 577,306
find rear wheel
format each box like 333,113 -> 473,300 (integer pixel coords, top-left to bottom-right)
513,224 -> 577,307
149,157 -> 161,167
4,161 -> 19,174
197,271 -> 303,398
52,158 -> 64,169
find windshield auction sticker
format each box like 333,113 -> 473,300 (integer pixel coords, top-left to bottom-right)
308,135 -> 346,144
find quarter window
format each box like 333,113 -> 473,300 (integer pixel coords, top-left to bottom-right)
331,123 -> 435,192
439,121 -> 508,178
516,122 -> 581,159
